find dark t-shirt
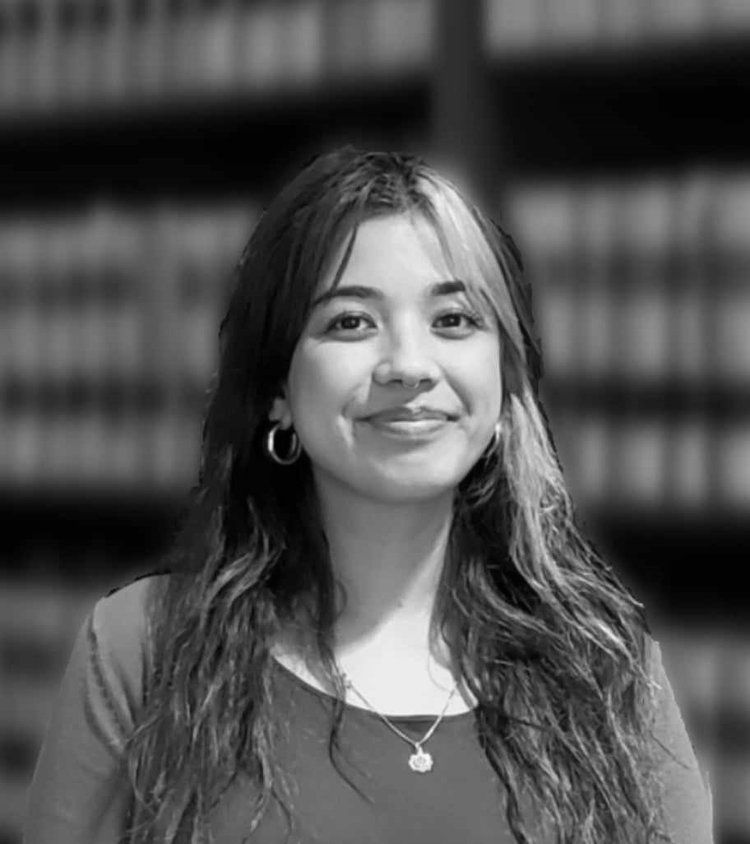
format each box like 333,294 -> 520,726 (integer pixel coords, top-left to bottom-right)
24,575 -> 715,843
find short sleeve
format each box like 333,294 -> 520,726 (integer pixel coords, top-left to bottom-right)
23,575 -> 161,844
649,638 -> 715,844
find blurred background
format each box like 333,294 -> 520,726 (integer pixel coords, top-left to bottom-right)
0,0 -> 748,841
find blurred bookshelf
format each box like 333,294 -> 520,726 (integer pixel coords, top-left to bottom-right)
1,1 -> 750,843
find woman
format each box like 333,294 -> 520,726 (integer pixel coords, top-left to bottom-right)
25,148 -> 714,843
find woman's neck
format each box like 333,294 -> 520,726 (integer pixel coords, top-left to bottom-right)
314,476 -> 455,652
273,479 -> 475,714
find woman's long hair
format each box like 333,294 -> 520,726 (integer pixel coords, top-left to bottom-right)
124,148 -> 674,843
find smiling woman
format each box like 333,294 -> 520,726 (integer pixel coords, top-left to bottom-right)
270,213 -> 503,507
24,148 -> 713,844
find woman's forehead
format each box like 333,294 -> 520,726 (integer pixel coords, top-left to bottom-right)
314,210 -> 494,307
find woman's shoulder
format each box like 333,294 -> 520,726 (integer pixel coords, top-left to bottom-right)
100,567 -> 175,607
644,633 -> 686,716
88,569 -> 177,671
644,632 -> 663,679
98,567 -> 174,621
641,630 -> 715,839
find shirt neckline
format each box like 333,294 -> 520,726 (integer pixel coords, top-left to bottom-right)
271,656 -> 477,724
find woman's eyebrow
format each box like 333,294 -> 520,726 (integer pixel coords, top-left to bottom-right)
311,280 -> 467,309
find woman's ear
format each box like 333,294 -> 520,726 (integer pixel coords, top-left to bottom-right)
268,392 -> 293,428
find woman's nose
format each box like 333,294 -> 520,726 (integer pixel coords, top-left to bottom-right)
372,326 -> 440,388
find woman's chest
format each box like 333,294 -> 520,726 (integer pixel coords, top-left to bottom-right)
204,674 -> 550,844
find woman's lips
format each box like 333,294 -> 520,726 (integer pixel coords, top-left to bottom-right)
364,409 -> 453,423
363,417 -> 451,437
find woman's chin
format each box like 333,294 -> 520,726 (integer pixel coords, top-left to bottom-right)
309,448 -> 480,505
349,471 -> 462,506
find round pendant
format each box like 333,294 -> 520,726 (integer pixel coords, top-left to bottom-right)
408,747 -> 433,773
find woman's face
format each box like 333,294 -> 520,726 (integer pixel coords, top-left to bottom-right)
270,213 -> 503,505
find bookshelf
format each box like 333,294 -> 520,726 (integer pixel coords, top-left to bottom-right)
508,173 -> 750,520
1,2 -> 749,843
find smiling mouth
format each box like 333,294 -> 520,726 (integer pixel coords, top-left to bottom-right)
364,409 -> 454,423
363,417 -> 450,437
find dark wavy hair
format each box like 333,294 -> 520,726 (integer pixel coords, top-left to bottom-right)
123,147 -> 674,843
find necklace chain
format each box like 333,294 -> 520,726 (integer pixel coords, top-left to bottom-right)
341,672 -> 459,751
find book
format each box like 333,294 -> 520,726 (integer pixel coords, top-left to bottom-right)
544,0 -> 600,47
364,0 -> 432,74
716,421 -> 750,512
485,0 -> 544,53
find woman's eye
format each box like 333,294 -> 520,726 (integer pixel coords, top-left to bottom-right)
326,313 -> 375,333
434,311 -> 484,331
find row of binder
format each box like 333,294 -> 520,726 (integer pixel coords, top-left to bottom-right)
534,278 -> 750,385
0,201 -> 254,298
1,0 -> 750,115
0,407 -> 201,492
555,408 -> 750,512
486,0 -> 750,49
0,201 -> 255,385
0,403 -> 748,511
0,0 -> 431,113
508,170 -> 750,257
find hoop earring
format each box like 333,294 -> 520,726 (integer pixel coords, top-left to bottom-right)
265,421 -> 302,465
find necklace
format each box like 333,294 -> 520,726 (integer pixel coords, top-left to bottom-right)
341,672 -> 459,773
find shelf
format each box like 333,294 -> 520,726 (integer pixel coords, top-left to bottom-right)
491,30 -> 750,76
0,488 -> 745,597
0,488 -> 186,572
0,74 -> 429,209
582,507 -> 750,617
491,32 -> 750,177
541,378 -> 750,421
0,376 -> 207,414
